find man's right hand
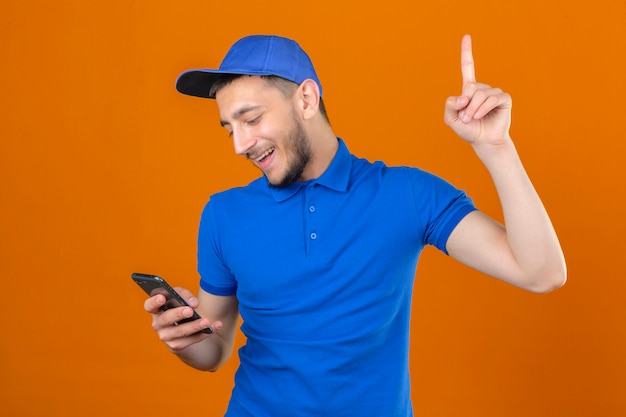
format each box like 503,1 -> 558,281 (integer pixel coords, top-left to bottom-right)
144,287 -> 217,352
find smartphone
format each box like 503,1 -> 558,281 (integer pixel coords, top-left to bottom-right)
131,272 -> 213,334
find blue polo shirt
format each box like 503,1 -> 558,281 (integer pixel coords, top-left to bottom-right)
198,138 -> 476,417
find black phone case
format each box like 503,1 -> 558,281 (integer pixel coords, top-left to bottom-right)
131,273 -> 213,334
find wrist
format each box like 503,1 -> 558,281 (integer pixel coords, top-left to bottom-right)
472,136 -> 518,166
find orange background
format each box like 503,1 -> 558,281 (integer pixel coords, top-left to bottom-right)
1,0 -> 625,416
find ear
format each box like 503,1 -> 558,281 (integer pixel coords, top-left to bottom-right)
296,79 -> 321,120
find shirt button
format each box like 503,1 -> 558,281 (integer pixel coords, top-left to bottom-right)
310,232 -> 317,240
309,205 -> 316,213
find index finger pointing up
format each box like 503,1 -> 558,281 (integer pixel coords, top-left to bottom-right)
461,34 -> 476,87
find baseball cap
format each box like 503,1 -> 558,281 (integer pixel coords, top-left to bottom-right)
175,35 -> 322,99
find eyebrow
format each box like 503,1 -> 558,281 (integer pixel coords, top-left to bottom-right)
220,105 -> 263,127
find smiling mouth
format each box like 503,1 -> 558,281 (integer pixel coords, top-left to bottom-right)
253,147 -> 275,163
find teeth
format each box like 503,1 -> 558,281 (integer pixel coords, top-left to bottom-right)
254,148 -> 274,162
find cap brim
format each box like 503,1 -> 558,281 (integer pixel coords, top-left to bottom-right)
176,69 -> 277,98
175,70 -> 224,98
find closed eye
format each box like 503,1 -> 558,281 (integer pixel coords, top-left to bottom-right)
246,116 -> 261,126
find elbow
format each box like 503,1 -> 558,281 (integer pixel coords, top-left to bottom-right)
179,348 -> 233,373
205,351 -> 235,373
194,359 -> 229,373
525,264 -> 567,294
528,276 -> 566,294
198,355 -> 233,373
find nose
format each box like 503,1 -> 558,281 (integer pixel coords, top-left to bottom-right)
232,126 -> 256,156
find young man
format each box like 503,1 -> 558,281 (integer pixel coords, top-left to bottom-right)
144,35 -> 566,416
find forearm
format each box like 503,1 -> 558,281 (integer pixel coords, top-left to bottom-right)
173,332 -> 234,372
474,138 -> 567,291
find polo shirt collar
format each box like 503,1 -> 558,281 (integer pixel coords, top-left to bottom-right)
270,138 -> 351,202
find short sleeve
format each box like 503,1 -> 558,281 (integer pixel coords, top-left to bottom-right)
197,198 -> 238,296
406,168 -> 477,255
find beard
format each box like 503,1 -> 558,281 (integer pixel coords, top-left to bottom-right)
267,115 -> 312,189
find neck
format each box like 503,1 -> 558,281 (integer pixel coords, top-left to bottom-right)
301,122 -> 338,181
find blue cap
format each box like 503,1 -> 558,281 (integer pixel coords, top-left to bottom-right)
176,35 -> 322,99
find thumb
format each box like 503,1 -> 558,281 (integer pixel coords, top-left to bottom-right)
444,95 -> 469,126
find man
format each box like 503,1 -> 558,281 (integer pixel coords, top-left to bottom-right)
144,34 -> 566,416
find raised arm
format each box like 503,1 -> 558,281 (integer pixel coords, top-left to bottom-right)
443,35 -> 566,293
